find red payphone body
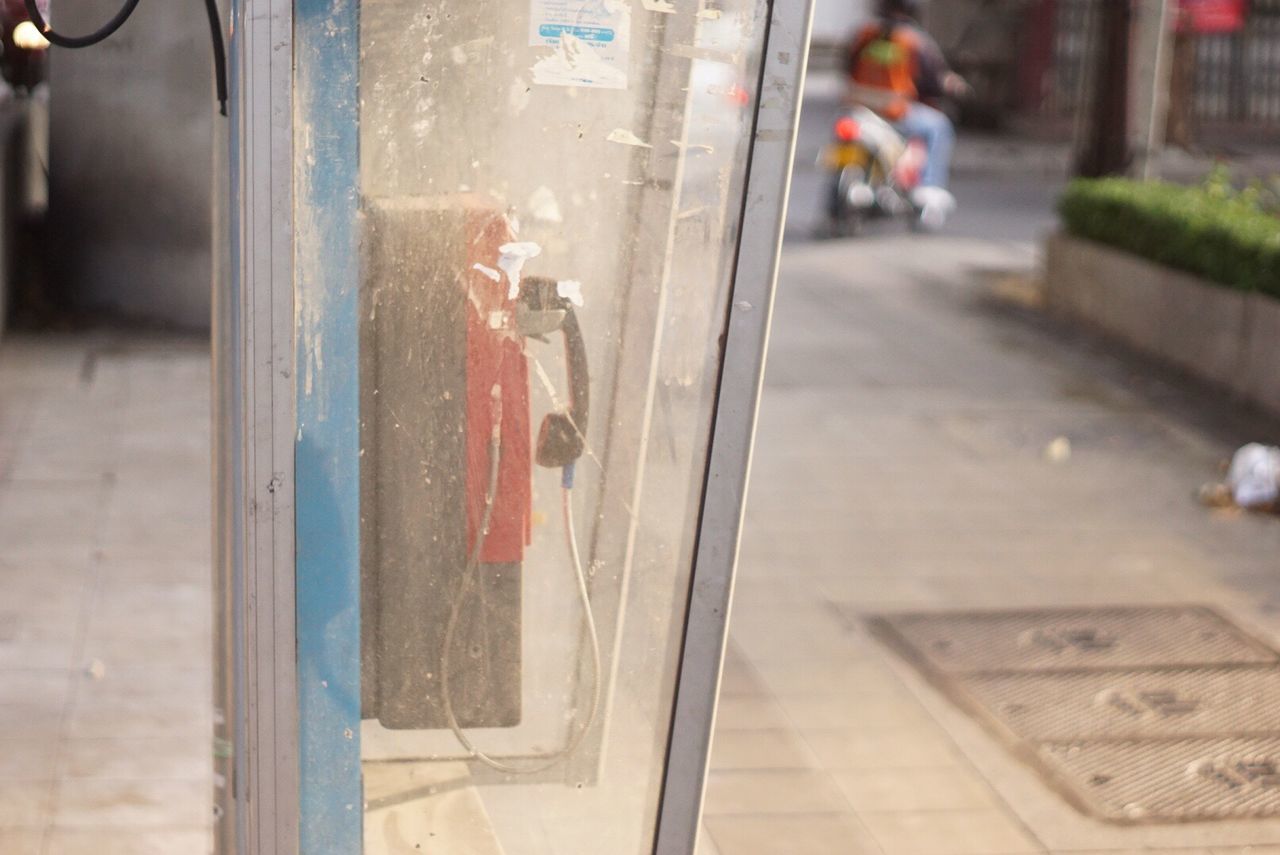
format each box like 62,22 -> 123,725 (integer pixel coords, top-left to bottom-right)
360,195 -> 588,739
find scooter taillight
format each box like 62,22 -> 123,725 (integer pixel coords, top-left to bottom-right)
834,116 -> 860,142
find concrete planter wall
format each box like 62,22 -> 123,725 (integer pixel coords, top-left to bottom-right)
1046,233 -> 1280,418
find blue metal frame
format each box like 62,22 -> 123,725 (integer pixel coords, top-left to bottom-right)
295,0 -> 362,849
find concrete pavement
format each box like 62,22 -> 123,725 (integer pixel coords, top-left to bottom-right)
3,129 -> 1280,855
699,233 -> 1280,855
6,230 -> 1276,855
0,334 -> 212,855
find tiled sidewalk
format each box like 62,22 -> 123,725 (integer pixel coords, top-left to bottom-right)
0,334 -> 212,855
698,236 -> 1280,855
5,234 -> 1280,855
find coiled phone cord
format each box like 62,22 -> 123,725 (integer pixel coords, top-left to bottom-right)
440,385 -> 602,775
23,0 -> 229,116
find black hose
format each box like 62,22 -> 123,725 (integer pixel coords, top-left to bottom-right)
23,0 -> 229,117
201,0 -> 229,116
23,0 -> 143,48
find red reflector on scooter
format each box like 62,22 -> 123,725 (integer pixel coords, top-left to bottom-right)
834,116 -> 860,142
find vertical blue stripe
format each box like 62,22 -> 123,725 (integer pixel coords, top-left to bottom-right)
295,0 -> 362,850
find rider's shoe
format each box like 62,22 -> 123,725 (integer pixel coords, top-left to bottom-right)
911,186 -> 956,230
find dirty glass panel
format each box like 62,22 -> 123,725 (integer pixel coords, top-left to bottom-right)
355,1 -> 767,851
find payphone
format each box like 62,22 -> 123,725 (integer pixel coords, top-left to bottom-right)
215,0 -> 814,850
360,198 -> 598,764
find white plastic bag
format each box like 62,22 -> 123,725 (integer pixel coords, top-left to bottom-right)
1227,443 -> 1280,508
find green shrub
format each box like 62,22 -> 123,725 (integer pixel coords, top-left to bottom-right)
1058,174 -> 1280,300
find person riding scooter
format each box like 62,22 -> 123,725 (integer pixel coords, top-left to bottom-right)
844,0 -> 969,226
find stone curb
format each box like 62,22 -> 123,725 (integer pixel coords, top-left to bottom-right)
1045,233 -> 1280,419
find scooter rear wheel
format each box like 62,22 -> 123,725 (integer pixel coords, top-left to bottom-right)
820,166 -> 868,239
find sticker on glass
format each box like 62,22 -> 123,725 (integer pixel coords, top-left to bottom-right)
529,0 -> 630,89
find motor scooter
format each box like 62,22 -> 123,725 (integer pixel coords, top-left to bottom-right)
821,71 -> 976,241
818,104 -> 943,237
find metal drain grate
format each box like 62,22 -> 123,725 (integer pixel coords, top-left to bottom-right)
868,605 -> 1280,824
873,606 -> 1278,673
1040,738 -> 1280,822
966,667 -> 1280,742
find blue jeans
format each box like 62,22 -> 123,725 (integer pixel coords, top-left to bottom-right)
894,102 -> 955,190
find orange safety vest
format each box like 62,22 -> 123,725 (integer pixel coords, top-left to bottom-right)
847,21 -> 925,121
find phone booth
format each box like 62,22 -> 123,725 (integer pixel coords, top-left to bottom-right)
213,0 -> 812,851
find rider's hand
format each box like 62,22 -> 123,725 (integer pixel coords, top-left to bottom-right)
943,72 -> 972,99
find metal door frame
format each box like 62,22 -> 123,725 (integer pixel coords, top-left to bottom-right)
218,0 -> 299,852
651,0 -> 813,849
219,0 -> 813,850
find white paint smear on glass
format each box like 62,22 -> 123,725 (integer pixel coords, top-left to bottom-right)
670,140 -> 714,153
641,0 -> 676,12
557,279 -> 585,307
508,78 -> 533,113
497,242 -> 543,300
607,128 -> 651,147
528,186 -> 564,223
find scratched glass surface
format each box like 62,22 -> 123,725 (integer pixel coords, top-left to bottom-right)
354,1 -> 769,851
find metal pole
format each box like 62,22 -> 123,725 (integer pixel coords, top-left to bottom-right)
1131,0 -> 1175,178
1076,0 -> 1134,177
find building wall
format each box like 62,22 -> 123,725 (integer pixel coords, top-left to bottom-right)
925,0 -> 1029,59
48,0 -> 213,330
812,0 -> 874,45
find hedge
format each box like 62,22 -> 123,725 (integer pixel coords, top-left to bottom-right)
1058,175 -> 1280,300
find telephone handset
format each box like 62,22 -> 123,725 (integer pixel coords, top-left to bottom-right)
518,276 -> 590,472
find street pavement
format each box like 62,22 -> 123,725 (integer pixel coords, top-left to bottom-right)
699,107 -> 1280,854
0,335 -> 212,854
2,102 -> 1280,855
701,231 -> 1280,854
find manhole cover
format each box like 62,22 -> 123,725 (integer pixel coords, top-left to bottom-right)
871,606 -> 1277,673
967,667 -> 1280,741
867,605 -> 1280,824
1041,738 -> 1280,822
